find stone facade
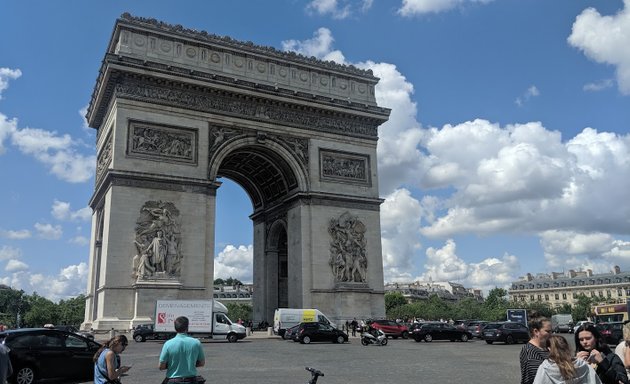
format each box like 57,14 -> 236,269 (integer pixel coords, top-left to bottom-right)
83,14 -> 390,330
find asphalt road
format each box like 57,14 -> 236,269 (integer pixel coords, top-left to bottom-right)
104,332 -> 543,384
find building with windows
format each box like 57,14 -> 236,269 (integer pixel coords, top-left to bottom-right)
384,280 -> 483,302
508,266 -> 630,307
213,284 -> 253,306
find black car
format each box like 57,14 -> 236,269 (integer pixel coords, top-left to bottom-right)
132,323 -> 172,342
413,322 -> 472,342
46,324 -> 95,340
597,322 -> 625,345
0,328 -> 101,384
482,322 -> 530,344
294,322 -> 349,344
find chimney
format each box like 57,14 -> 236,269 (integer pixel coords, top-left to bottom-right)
526,273 -> 533,281
587,269 -> 593,277
569,269 -> 576,278
614,265 -> 621,275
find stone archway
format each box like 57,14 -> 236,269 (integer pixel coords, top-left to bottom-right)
82,14 -> 390,330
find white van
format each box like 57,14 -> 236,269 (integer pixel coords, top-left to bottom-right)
273,308 -> 335,337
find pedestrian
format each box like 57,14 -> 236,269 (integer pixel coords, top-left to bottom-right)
575,323 -> 629,384
0,342 -> 12,384
520,317 -> 552,384
94,335 -> 130,384
345,320 -> 349,333
533,334 -> 600,384
350,318 -> 358,337
159,316 -> 206,383
614,322 -> 630,380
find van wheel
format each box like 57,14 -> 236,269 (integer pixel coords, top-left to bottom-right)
15,366 -> 36,384
227,333 -> 238,343
134,334 -> 145,342
302,336 -> 311,344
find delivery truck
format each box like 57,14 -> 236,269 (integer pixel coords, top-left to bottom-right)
152,299 -> 246,342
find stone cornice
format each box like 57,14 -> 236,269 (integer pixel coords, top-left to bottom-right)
115,13 -> 376,78
89,169 -> 220,209
87,15 -> 391,128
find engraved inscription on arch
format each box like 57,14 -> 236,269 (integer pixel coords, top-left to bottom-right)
319,149 -> 370,185
127,121 -> 197,164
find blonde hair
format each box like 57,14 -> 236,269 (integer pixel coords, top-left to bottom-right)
623,322 -> 630,341
547,335 -> 577,381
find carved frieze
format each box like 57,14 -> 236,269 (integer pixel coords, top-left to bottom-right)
115,80 -> 377,138
95,134 -> 113,182
320,149 -> 370,185
127,121 -> 197,164
209,125 -> 242,153
328,212 -> 367,283
133,201 -> 182,280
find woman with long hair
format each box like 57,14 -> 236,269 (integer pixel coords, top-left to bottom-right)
533,335 -> 600,384
93,335 -> 131,384
575,323 -> 628,384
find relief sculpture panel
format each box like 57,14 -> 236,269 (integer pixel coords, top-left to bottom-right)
127,121 -> 197,164
320,150 -> 369,185
328,212 -> 367,283
133,201 -> 182,280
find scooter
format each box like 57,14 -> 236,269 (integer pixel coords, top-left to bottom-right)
360,328 -> 387,346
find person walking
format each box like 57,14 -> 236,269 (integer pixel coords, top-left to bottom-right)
521,317 -> 552,384
533,335 -> 601,384
0,342 -> 12,384
575,323 -> 629,384
614,322 -> 630,380
94,335 -> 130,384
159,316 -> 206,384
350,318 -> 358,337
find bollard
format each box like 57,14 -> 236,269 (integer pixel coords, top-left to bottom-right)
267,326 -> 272,336
246,327 -> 252,336
109,328 -> 115,338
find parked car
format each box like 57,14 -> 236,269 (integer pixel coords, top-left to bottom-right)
0,328 -> 101,384
294,322 -> 348,344
408,322 -> 434,338
596,322 -> 625,345
482,322 -> 530,344
571,320 -> 594,334
413,322 -> 472,342
466,320 -> 489,338
45,324 -> 94,340
370,319 -> 409,339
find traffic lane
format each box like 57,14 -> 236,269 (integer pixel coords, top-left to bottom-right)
116,337 -> 523,384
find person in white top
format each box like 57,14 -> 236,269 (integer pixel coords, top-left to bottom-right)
534,335 -> 601,384
614,322 -> 630,379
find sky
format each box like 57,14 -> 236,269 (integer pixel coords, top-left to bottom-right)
1,0 -> 630,301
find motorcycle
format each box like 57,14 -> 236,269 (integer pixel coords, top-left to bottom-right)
360,328 -> 387,346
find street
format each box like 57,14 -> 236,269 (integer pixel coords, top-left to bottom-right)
107,332 -> 548,384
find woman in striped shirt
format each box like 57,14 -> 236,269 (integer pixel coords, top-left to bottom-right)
521,317 -> 553,384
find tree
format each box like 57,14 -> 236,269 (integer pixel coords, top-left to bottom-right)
57,295 -> 86,326
0,288 -> 29,327
572,294 -> 594,321
23,293 -> 59,327
225,303 -> 252,322
483,288 -> 509,321
213,278 -> 225,285
385,292 -> 407,316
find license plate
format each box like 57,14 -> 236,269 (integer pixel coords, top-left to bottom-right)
484,332 -> 493,337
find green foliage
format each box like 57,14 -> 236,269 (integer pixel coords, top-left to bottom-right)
0,289 -> 29,327
57,295 -> 87,327
23,293 -> 59,327
225,302 -> 252,322
384,292 -> 407,315
572,294 -> 595,321
522,301 -> 554,319
214,277 -> 243,286
0,288 -> 86,328
482,288 -> 509,321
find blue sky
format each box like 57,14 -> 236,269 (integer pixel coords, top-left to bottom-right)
1,0 -> 630,301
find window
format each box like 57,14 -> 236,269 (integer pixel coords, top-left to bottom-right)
607,290 -> 611,298
537,295 -> 542,301
65,334 -> 87,348
562,293 -> 567,299
573,293 -> 577,298
599,291 -> 604,297
555,294 -> 559,300
619,289 -> 624,297
545,294 -> 549,301
530,295 -> 535,301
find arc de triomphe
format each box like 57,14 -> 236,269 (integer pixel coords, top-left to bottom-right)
82,14 -> 390,330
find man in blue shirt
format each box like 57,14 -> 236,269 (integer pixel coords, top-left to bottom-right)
159,316 -> 205,383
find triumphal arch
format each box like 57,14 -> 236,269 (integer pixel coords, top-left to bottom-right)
82,14 -> 390,330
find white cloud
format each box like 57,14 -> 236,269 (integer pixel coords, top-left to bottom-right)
0,112 -> 18,155
417,239 -> 520,292
583,79 -> 614,92
0,229 -> 31,239
398,0 -> 494,16
0,246 -> 21,261
69,236 -> 90,246
214,244 -> 253,283
568,1 -> 630,94
0,68 -> 21,100
515,85 -> 540,107
282,28 -> 346,65
51,200 -> 92,221
5,259 -> 29,272
0,262 -> 88,302
305,0 -> 372,19
34,222 -> 63,240
380,189 -> 423,282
